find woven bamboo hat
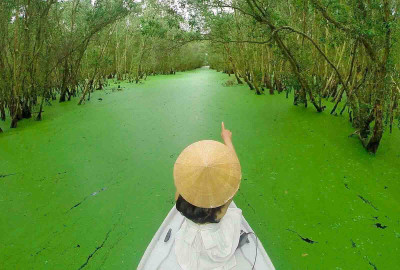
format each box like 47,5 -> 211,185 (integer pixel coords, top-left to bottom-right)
174,140 -> 241,208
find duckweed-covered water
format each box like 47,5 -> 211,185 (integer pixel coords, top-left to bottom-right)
0,67 -> 399,269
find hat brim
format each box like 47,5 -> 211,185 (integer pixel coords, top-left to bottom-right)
173,140 -> 241,208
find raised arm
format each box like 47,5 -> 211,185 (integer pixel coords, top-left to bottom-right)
221,122 -> 238,157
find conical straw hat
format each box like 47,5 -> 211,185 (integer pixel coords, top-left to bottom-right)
174,140 -> 242,208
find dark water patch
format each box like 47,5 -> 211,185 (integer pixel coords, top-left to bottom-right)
0,173 -> 15,178
70,202 -> 83,210
286,229 -> 318,244
68,187 -> 107,211
300,236 -> 317,244
247,203 -> 255,213
369,261 -> 378,270
238,190 -> 256,214
31,247 -> 46,257
78,230 -> 111,269
374,223 -> 387,229
351,239 -> 357,248
358,195 -> 379,211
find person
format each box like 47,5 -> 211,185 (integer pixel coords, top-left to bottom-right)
173,122 -> 243,270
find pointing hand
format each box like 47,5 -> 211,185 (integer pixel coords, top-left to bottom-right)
221,122 -> 232,144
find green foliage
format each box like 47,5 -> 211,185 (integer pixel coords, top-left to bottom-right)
0,0 -> 206,129
179,0 -> 400,151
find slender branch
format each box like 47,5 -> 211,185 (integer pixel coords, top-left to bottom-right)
345,39 -> 359,86
311,0 -> 376,61
249,0 -> 268,18
382,0 -> 391,64
310,0 -> 352,33
332,39 -> 359,114
165,35 -> 276,52
274,26 -> 349,93
209,3 -> 259,21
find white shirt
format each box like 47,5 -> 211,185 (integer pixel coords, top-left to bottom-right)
174,208 -> 242,270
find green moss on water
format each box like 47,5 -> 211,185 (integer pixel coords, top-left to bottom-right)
0,68 -> 399,269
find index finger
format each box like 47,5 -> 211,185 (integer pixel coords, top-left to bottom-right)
222,121 -> 225,130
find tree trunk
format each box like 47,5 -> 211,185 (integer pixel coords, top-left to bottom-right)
97,79 -> 103,90
36,97 -> 45,121
11,116 -> 18,128
243,73 -> 254,90
9,98 -> 21,128
264,75 -> 274,95
78,81 -> 90,105
253,81 -> 262,95
234,72 -> 243,84
364,0 -> 391,153
273,34 -> 321,111
365,68 -> 386,153
250,70 -> 262,95
389,85 -> 399,133
21,101 -> 31,119
59,60 -> 69,103
366,103 -> 383,154
0,102 -> 5,121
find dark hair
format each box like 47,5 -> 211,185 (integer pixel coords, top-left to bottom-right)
176,195 -> 223,224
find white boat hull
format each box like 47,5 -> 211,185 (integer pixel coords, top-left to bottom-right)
138,202 -> 275,269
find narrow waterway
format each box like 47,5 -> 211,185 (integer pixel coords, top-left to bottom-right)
0,67 -> 399,269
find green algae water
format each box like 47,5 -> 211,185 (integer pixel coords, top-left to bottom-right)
0,67 -> 399,269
